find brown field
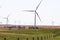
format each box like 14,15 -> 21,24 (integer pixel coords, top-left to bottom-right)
0,24 -> 60,30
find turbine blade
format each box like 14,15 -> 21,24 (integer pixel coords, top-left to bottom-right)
36,0 -> 43,10
3,17 -> 7,19
22,10 -> 35,12
35,12 -> 41,21
0,16 -> 6,19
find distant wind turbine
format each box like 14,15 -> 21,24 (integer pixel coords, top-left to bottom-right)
14,20 -> 17,25
0,20 -> 2,24
0,5 -> 2,8
23,0 -> 43,28
52,20 -> 54,25
0,14 -> 11,25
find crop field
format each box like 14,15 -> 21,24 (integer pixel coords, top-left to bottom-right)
0,29 -> 60,40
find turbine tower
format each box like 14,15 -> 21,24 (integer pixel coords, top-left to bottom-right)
23,0 -> 43,28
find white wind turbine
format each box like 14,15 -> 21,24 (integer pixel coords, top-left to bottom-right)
0,14 -> 11,27
23,0 -> 43,28
52,20 -> 54,25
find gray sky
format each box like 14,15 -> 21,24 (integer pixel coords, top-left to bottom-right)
0,0 -> 60,25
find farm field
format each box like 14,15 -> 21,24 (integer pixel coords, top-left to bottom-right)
0,29 -> 60,40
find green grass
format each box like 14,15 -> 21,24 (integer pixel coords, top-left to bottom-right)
0,29 -> 60,40
0,29 -> 53,34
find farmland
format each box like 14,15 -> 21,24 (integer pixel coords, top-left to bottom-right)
0,29 -> 60,40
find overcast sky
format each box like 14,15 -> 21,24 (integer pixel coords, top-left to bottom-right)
0,0 -> 60,25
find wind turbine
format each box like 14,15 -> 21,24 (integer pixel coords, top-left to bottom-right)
0,22 -> 2,24
23,0 -> 43,28
0,14 -> 10,25
52,20 -> 54,25
0,5 -> 2,8
15,20 -> 16,25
